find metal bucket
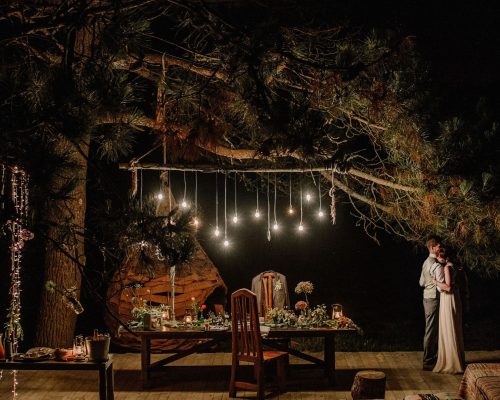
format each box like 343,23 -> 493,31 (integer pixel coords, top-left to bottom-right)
85,335 -> 110,362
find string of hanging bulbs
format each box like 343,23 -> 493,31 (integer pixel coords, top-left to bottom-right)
147,170 -> 337,250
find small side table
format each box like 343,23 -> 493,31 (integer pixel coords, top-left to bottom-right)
0,354 -> 114,400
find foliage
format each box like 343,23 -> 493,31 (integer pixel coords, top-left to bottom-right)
0,0 -> 498,276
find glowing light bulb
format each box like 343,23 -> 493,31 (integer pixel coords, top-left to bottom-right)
233,215 -> 238,224
214,228 -> 220,237
288,207 -> 294,215
181,200 -> 188,208
305,193 -> 312,202
157,193 -> 164,200
318,210 -> 324,217
193,217 -> 199,227
273,222 -> 279,230
255,210 -> 261,218
298,223 -> 304,231
223,239 -> 229,247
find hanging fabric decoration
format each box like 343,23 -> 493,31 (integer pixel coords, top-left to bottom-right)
131,167 -> 138,197
329,169 -> 337,225
170,266 -> 176,321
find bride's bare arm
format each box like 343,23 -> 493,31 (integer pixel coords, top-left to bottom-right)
435,265 -> 452,292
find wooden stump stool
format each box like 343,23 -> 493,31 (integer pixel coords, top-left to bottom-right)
351,370 -> 386,399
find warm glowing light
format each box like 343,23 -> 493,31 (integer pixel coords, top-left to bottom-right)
298,224 -> 304,231
193,217 -> 199,227
233,215 -> 238,224
223,239 -> 229,247
214,228 -> 220,236
254,210 -> 261,218
181,200 -> 188,208
157,193 -> 164,200
305,193 -> 312,202
273,222 -> 279,230
318,210 -> 324,217
288,207 -> 294,215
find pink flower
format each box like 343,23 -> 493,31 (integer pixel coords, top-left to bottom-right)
295,301 -> 308,310
201,304 -> 207,310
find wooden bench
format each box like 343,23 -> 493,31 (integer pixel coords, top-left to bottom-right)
0,354 -> 114,400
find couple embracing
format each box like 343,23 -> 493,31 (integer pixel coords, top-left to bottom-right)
420,236 -> 466,374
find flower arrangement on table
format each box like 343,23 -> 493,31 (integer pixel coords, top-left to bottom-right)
262,281 -> 359,330
190,297 -> 207,321
265,304 -> 358,330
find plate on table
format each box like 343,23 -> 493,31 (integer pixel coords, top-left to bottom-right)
208,325 -> 229,331
13,353 -> 52,362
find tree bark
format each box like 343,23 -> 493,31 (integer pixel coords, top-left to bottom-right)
35,136 -> 89,348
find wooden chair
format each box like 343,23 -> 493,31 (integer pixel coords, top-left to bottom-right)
229,289 -> 287,400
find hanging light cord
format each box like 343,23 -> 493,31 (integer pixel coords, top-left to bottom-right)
300,179 -> 303,224
224,173 -> 228,238
234,173 -> 237,217
274,174 -> 278,224
256,182 -> 259,211
168,171 -> 172,212
289,173 -> 292,209
215,173 -> 219,228
183,171 -> 187,203
195,172 -> 198,214
267,173 -> 271,241
318,174 -> 322,211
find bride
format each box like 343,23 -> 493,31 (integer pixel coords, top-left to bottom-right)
433,248 -> 466,374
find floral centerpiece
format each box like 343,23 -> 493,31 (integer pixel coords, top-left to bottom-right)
190,297 -> 207,321
295,281 -> 314,303
266,308 -> 297,326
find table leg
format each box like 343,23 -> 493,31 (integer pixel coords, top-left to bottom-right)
324,335 -> 336,385
106,363 -> 115,400
99,366 -> 107,400
141,336 -> 151,389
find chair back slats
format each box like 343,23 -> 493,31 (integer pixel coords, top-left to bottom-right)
261,272 -> 275,318
231,289 -> 262,362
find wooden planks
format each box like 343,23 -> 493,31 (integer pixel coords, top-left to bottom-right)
1,351 -> 499,399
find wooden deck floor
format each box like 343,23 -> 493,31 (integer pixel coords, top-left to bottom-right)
1,351 -> 500,399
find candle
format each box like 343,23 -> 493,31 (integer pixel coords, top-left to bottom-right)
332,304 -> 343,319
184,314 -> 192,324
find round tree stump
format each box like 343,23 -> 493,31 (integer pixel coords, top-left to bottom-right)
351,370 -> 386,399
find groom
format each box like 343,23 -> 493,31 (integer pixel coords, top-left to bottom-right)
419,236 -> 444,370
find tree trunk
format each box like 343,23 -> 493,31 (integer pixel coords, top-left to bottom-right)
35,136 -> 89,347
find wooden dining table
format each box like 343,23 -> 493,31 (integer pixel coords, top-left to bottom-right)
135,325 -> 356,388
